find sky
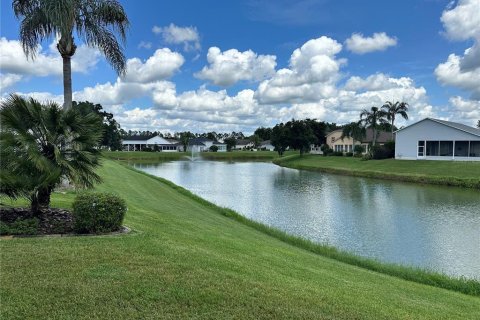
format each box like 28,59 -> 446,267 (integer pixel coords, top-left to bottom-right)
1,0 -> 479,134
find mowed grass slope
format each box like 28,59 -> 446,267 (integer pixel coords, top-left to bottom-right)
275,155 -> 480,188
1,160 -> 479,319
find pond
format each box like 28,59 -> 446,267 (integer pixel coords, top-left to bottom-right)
133,160 -> 480,279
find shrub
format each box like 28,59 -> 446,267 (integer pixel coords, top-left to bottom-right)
73,192 -> 127,234
321,145 -> 333,156
354,144 -> 365,155
371,142 -> 395,160
345,152 -> 354,157
209,145 -> 219,152
332,151 -> 344,156
0,218 -> 39,235
142,147 -> 153,152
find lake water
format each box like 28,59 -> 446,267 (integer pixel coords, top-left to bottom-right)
133,160 -> 480,279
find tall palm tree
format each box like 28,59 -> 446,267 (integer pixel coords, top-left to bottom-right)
359,106 -> 388,146
0,94 -> 103,213
13,0 -> 129,109
382,101 -> 409,140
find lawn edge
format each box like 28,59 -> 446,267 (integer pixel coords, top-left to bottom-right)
117,160 -> 480,297
273,155 -> 480,189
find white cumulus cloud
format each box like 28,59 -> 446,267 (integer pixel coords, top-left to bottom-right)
345,32 -> 397,54
153,23 -> 200,51
195,47 -> 276,86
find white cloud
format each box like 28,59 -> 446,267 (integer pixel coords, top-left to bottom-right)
448,96 -> 480,125
0,73 -> 22,92
440,0 -> 480,41
345,32 -> 397,54
255,36 -> 343,104
194,47 -> 276,86
344,73 -> 418,92
0,37 -> 100,78
123,48 -> 184,83
435,52 -> 480,99
137,41 -> 153,49
153,23 -> 200,51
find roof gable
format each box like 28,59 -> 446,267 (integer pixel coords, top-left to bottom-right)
396,118 -> 480,137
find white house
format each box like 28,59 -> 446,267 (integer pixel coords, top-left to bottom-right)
259,140 -> 275,151
187,138 -> 227,152
234,139 -> 253,150
122,135 -> 179,152
395,118 -> 480,161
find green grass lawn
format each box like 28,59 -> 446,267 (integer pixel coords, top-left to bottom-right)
103,150 -> 288,162
1,160 -> 479,319
275,155 -> 480,188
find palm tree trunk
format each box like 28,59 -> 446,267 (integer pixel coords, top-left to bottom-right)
63,55 -> 73,110
391,117 -> 395,141
373,127 -> 377,145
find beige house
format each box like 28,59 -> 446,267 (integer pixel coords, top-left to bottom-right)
326,129 -> 391,153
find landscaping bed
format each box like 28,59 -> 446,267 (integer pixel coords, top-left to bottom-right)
0,207 -> 74,235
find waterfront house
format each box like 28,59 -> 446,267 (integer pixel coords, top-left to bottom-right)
234,139 -> 254,150
259,140 -> 275,151
395,118 -> 480,161
122,135 -> 179,152
326,128 -> 391,153
187,138 -> 227,152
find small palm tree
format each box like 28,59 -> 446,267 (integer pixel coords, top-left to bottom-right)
0,94 -> 103,214
13,0 -> 129,109
359,106 -> 388,146
382,101 -> 409,140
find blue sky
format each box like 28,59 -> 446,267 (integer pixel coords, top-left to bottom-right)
1,0 -> 479,133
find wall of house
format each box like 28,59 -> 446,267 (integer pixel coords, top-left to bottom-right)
395,119 -> 480,161
326,131 -> 359,152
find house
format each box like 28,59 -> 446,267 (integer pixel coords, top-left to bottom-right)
234,139 -> 253,150
259,140 -> 275,151
122,135 -> 179,152
326,128 -> 391,153
395,118 -> 480,161
187,138 -> 227,152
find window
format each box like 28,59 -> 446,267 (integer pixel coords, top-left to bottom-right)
454,141 -> 469,157
439,141 -> 453,156
426,141 -> 440,156
417,140 -> 425,157
331,137 -> 335,142
470,141 -> 480,157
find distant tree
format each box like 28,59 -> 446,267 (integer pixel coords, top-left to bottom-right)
353,144 -> 365,156
178,131 -> 195,152
254,127 -> 272,141
381,101 -> 409,140
224,137 -> 236,152
286,119 -> 316,155
304,119 -> 330,145
209,145 -> 218,152
271,123 -> 290,156
13,0 -> 129,109
73,101 -> 122,150
250,134 -> 261,149
359,107 -> 388,146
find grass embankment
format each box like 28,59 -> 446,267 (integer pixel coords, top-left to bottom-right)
274,155 -> 480,188
1,160 -> 479,319
103,150 -> 288,162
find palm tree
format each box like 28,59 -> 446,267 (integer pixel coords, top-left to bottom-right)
382,101 -> 409,140
359,106 -> 388,146
0,94 -> 103,214
13,0 -> 129,109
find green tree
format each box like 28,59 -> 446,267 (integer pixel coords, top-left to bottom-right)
209,145 -> 218,152
286,119 -> 316,155
13,0 -> 129,109
178,131 -> 195,152
254,127 -> 272,141
0,94 -> 103,214
271,123 -> 290,156
359,107 -> 388,146
73,101 -> 122,150
341,121 -> 366,142
250,134 -> 261,149
381,101 -> 409,140
224,137 -> 236,151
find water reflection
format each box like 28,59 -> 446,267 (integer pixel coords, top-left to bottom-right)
133,160 -> 480,279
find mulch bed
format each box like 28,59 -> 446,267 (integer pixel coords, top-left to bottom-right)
0,207 -> 74,235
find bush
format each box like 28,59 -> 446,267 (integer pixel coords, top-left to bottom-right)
354,144 -> 365,155
209,145 -> 219,152
0,218 -> 39,235
73,192 -> 127,234
345,152 -> 354,157
142,147 -> 153,152
371,142 -> 395,160
331,151 -> 344,156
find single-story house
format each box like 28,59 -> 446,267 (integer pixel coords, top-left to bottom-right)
234,139 -> 253,150
326,128 -> 391,153
259,140 -> 275,151
395,118 -> 480,161
187,138 -> 227,152
122,135 -> 179,152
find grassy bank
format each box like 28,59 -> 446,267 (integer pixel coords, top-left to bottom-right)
274,155 -> 480,188
103,150 -> 288,162
1,160 -> 479,319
